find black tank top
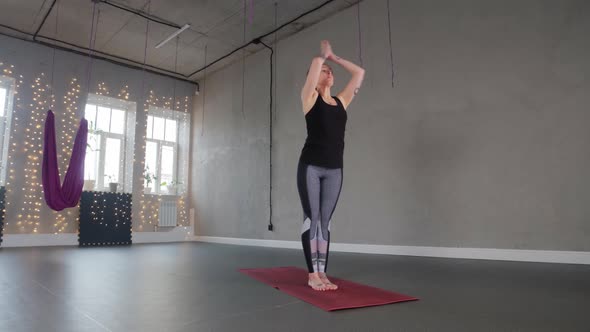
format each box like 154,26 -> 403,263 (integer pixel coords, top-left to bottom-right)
299,94 -> 347,168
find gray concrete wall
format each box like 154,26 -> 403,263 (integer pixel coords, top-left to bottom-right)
0,34 -> 195,234
190,0 -> 590,250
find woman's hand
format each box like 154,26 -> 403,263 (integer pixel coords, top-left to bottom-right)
320,40 -> 334,60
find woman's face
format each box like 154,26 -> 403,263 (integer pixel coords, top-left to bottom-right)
317,64 -> 334,88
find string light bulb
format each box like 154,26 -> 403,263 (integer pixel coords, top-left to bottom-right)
0,60 -> 192,238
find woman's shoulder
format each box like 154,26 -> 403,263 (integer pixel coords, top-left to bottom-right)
332,96 -> 346,110
303,92 -> 320,115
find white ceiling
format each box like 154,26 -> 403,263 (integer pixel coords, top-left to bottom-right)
0,0 -> 357,82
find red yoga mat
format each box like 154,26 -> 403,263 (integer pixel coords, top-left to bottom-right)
239,266 -> 418,311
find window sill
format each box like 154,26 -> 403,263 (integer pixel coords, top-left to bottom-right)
143,192 -> 182,197
83,190 -> 131,195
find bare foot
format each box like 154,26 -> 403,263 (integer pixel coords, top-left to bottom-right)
319,273 -> 338,290
308,273 -> 328,291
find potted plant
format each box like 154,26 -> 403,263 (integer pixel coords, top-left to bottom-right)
160,181 -> 169,194
167,180 -> 183,194
143,167 -> 157,194
106,174 -> 118,192
83,179 -> 95,191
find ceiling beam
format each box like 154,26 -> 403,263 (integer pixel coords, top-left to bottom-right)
33,0 -> 57,40
99,0 -> 181,29
0,28 -> 197,86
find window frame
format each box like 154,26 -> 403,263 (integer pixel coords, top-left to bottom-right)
0,76 -> 16,186
84,95 -> 134,191
145,110 -> 180,195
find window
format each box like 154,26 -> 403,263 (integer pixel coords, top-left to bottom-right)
84,94 -> 136,192
145,112 -> 178,194
0,86 -> 6,117
144,106 -> 189,196
0,76 -> 15,186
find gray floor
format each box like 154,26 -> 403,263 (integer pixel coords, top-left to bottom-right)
0,242 -> 589,332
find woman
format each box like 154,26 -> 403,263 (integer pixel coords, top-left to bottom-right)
298,40 -> 365,291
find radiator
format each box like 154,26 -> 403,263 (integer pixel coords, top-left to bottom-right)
158,200 -> 178,227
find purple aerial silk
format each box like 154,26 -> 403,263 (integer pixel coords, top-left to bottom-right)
42,110 -> 88,211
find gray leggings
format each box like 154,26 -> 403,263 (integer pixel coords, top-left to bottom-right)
297,161 -> 343,273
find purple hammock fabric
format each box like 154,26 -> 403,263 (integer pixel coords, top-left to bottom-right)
42,110 -> 88,211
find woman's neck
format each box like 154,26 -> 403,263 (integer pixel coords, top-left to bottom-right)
317,86 -> 331,98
